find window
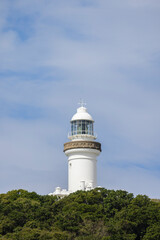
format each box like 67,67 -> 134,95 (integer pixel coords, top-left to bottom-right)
71,120 -> 93,136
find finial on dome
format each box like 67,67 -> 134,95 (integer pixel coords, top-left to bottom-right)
78,99 -> 86,108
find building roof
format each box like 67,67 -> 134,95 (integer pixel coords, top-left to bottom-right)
71,107 -> 94,122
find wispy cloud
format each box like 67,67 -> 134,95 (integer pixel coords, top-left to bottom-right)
0,0 -> 160,197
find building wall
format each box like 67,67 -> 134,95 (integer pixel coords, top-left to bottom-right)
65,148 -> 100,192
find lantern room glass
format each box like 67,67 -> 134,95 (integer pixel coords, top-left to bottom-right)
71,120 -> 94,136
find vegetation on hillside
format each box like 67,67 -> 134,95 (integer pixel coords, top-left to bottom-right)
0,188 -> 160,240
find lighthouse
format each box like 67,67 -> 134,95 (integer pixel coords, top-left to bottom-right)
49,102 -> 101,197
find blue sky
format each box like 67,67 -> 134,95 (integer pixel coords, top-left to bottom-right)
0,0 -> 160,198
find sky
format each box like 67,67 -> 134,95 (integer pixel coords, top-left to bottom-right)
0,0 -> 160,198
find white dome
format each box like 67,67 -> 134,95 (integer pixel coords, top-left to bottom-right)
71,107 -> 94,121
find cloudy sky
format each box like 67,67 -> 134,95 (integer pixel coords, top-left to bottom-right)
0,0 -> 160,198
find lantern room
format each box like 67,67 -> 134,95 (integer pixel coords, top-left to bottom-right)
71,120 -> 93,135
69,106 -> 96,140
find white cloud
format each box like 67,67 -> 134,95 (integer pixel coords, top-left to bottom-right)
0,0 -> 160,197
1,0 -> 160,72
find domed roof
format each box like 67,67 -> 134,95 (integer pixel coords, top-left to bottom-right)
71,107 -> 94,122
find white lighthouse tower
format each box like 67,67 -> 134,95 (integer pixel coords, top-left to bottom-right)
49,102 -> 101,196
64,103 -> 101,192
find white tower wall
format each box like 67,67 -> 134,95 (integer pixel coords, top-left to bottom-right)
65,148 -> 100,192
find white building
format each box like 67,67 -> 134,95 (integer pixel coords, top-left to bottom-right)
49,104 -> 101,197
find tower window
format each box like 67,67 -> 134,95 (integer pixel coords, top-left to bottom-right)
71,120 -> 93,136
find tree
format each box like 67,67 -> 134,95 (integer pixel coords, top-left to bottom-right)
143,224 -> 160,240
0,189 -> 159,240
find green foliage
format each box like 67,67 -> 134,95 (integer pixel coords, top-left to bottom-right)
0,188 -> 159,240
143,223 -> 160,240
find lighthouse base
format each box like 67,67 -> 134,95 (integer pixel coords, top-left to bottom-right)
48,187 -> 70,198
48,184 -> 95,198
